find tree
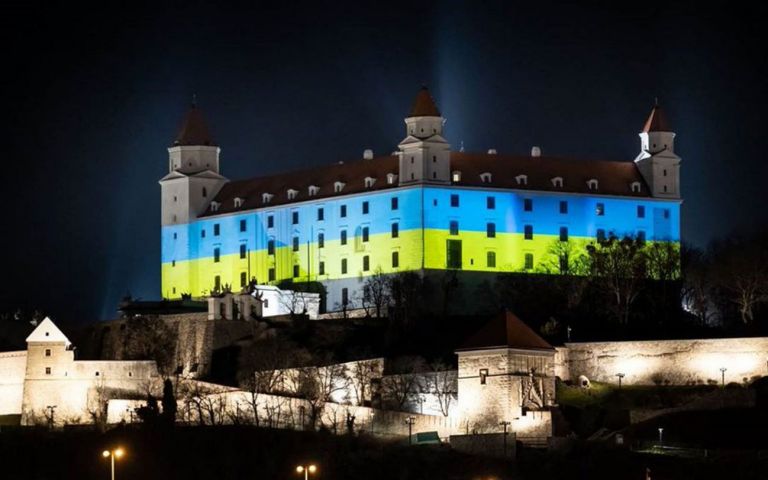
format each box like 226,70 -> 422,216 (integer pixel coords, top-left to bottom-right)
381,356 -> 427,410
426,361 -> 457,417
160,378 -> 177,427
360,268 -> 389,319
348,358 -> 379,406
122,316 -> 176,376
290,361 -> 350,428
711,234 -> 768,325
540,239 -> 589,276
682,245 -> 717,326
586,235 -> 648,325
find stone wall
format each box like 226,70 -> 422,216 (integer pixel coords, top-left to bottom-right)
563,337 -> 768,386
0,351 -> 26,415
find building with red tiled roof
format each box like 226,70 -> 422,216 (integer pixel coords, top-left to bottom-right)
159,88 -> 682,312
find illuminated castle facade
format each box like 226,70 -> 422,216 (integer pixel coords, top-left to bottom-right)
160,88 -> 681,310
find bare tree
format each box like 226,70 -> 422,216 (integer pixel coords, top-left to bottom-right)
541,239 -> 589,276
289,361 -> 350,429
426,361 -> 457,417
711,235 -> 768,324
381,356 -> 427,410
359,268 -> 389,319
122,316 -> 176,377
348,358 -> 380,406
682,245 -> 718,325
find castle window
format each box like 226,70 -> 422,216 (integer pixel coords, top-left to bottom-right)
432,171 -> 436,179
597,229 -> 606,241
268,268 -> 275,282
340,205 -> 347,218
663,185 -> 668,193
637,206 -> 645,218
172,260 -> 176,267
318,232 -> 325,248
210,201 -> 221,212
202,187 -> 207,198
45,349 -> 51,357
362,201 -> 369,214
334,181 -> 346,193
638,230 -> 646,244
240,271 -> 247,287
317,208 -> 324,221
341,258 -> 348,274
362,227 -> 369,242
524,198 -> 533,212
213,247 -> 220,263
391,197 -> 399,210
630,181 -> 642,193
293,236 -> 299,252
559,201 -> 568,214
387,173 -> 397,184
480,172 -> 492,183
449,221 -> 459,235
452,171 -> 461,182
341,230 -> 347,245
487,223 -> 496,238
267,215 -> 274,228
173,232 -> 177,239
392,222 -> 399,238
45,367 -> 51,375
411,173 -> 414,180
268,239 -> 275,255
319,261 -> 325,275
663,169 -> 667,176
587,179 -> 599,190
240,219 -> 247,232
392,251 -> 399,268
433,156 -> 436,163
487,251 -> 496,268
363,255 -> 370,271
292,211 -> 299,225
450,194 -> 459,207
524,225 -> 533,240
524,253 -> 534,270
293,265 -> 299,278
309,185 -> 320,196
214,275 -> 221,291
173,196 -> 177,202
479,368 -> 488,385
515,174 -> 528,186
551,177 -> 564,188
596,203 -> 605,216
201,229 -> 206,238
240,243 -> 247,259
95,371 -> 100,377
234,197 -> 245,208
560,227 -> 569,242
262,193 -> 274,204
214,224 -> 220,236
487,196 -> 495,209
664,209 -> 670,219
364,177 -> 376,188
342,287 -> 349,305
287,189 -> 299,200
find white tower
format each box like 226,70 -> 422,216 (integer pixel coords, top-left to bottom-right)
398,87 -> 451,185
160,102 -> 228,227
634,101 -> 681,198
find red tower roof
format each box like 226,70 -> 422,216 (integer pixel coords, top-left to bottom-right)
457,311 -> 554,352
408,86 -> 441,117
173,104 -> 216,146
642,103 -> 672,133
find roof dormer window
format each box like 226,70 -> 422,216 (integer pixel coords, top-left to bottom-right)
262,193 -> 274,204
386,173 -> 397,185
587,179 -> 599,191
334,181 -> 346,193
452,171 -> 461,182
630,181 -> 641,193
234,197 -> 244,208
515,174 -> 528,186
308,185 -> 320,196
210,201 -> 221,212
479,172 -> 492,183
551,177 -> 564,188
287,189 -> 299,200
364,177 -> 376,188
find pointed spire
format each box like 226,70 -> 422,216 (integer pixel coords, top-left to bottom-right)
173,100 -> 215,147
408,86 -> 441,117
642,101 -> 672,133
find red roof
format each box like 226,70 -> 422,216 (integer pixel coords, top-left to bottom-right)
408,87 -> 441,117
642,104 -> 672,133
201,151 -> 649,217
457,311 -> 554,352
173,105 -> 216,146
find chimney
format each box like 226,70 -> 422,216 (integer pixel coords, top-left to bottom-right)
363,149 -> 374,160
531,146 -> 541,157
487,148 -> 497,155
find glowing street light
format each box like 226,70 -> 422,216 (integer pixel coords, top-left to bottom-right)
720,367 -> 727,387
657,428 -> 664,446
616,372 -> 625,389
296,464 -> 317,480
101,448 -> 124,480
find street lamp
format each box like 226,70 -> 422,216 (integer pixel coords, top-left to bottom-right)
657,428 -> 664,446
296,464 -> 317,480
101,448 -> 124,480
616,373 -> 625,389
499,421 -> 511,457
720,367 -> 727,387
405,416 -> 416,445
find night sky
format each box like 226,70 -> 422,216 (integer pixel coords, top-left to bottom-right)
2,1 -> 766,323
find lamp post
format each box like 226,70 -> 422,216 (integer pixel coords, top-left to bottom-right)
616,373 -> 625,389
657,428 -> 664,446
296,464 -> 317,480
720,367 -> 727,387
101,448 -> 124,480
405,416 -> 416,445
499,421 -> 511,457
45,405 -> 57,429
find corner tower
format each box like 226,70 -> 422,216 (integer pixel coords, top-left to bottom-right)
398,87 -> 451,185
634,101 -> 681,198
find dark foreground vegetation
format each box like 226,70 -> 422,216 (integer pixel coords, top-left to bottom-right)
0,424 -> 767,480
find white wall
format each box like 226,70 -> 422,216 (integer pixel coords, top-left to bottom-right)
0,351 -> 27,415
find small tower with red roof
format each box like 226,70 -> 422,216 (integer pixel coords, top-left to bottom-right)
634,100 -> 681,199
398,86 -> 451,185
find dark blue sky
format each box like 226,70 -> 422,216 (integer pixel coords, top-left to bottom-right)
2,1 -> 766,323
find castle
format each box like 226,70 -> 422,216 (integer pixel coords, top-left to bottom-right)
160,88 -> 681,310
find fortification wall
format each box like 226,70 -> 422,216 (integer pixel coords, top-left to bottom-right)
0,351 -> 26,415
564,337 -> 768,386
